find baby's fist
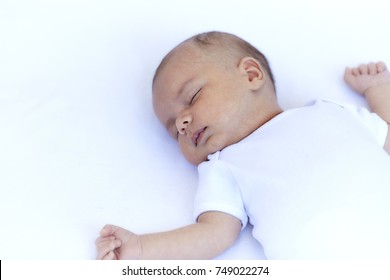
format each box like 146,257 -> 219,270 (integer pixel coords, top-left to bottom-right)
344,62 -> 390,96
96,224 -> 142,260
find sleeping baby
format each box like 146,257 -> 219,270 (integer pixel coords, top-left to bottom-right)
96,31 -> 390,259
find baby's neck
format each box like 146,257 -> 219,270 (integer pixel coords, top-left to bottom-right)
254,94 -> 283,130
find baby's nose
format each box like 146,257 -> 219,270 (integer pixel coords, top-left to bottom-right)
176,113 -> 192,135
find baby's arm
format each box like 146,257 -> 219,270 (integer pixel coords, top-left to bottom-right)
344,62 -> 390,153
95,211 -> 241,259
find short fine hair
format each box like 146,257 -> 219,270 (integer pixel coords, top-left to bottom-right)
153,31 -> 275,90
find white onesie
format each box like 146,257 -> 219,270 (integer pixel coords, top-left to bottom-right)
194,100 -> 390,259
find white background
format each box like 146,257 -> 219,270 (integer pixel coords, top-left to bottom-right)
1,0 -> 390,259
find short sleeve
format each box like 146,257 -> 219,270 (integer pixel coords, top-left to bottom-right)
194,153 -> 248,229
319,99 -> 388,147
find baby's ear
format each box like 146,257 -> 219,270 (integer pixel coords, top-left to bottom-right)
238,57 -> 265,90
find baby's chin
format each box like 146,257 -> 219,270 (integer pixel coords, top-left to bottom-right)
183,134 -> 237,165
185,145 -> 225,165
185,152 -> 209,166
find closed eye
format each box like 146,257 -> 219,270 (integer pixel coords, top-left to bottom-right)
190,88 -> 201,105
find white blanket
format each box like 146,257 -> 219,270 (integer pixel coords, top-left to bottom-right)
1,0 -> 390,259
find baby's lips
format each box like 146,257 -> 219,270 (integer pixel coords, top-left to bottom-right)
191,127 -> 206,146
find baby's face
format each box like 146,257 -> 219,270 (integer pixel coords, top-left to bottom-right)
153,44 -> 264,165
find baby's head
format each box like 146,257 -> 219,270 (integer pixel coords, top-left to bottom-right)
153,31 -> 282,165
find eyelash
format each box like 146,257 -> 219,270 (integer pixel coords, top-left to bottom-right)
190,88 -> 201,105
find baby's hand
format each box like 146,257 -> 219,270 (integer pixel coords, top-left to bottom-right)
95,224 -> 142,260
344,62 -> 390,96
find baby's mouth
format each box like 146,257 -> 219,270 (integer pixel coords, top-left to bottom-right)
191,127 -> 206,146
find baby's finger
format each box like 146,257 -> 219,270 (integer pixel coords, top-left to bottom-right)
100,224 -> 126,237
96,239 -> 121,260
368,62 -> 377,75
95,235 -> 115,245
377,61 -> 387,72
101,224 -> 132,241
358,64 -> 368,75
100,224 -> 115,237
344,67 -> 355,83
344,67 -> 352,76
102,250 -> 117,260
351,67 -> 360,76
